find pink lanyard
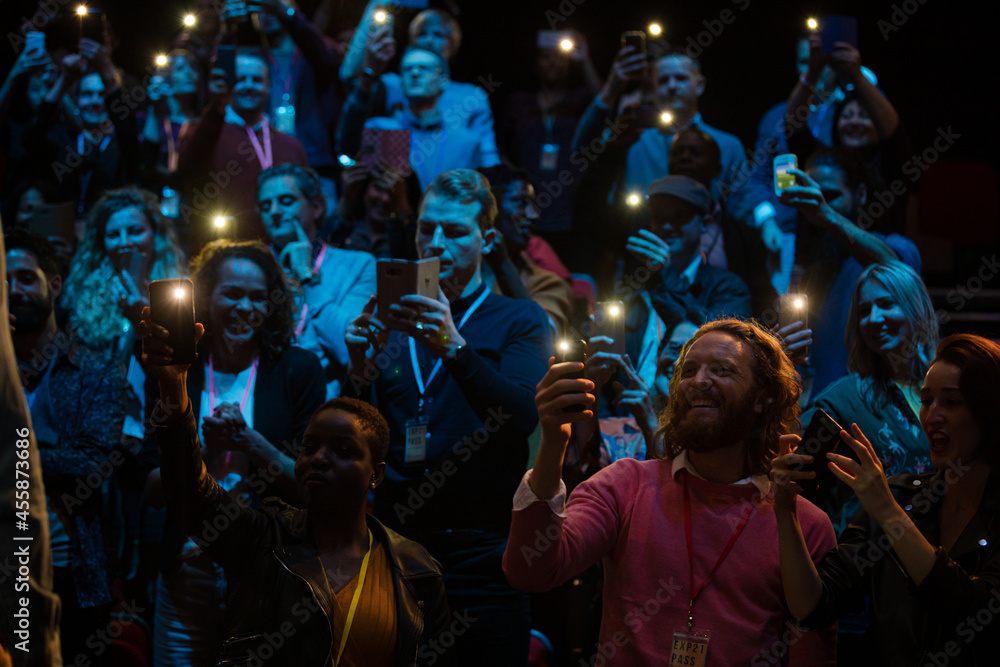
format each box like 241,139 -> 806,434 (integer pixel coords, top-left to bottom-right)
294,244 -> 327,338
246,118 -> 273,169
207,354 -> 260,416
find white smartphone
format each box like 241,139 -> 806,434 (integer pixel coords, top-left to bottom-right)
25,31 -> 45,58
773,154 -> 798,197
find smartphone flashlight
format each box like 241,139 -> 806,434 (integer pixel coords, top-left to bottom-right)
212,215 -> 228,229
184,14 -> 196,27
77,5 -> 88,16
778,293 -> 809,330
648,23 -> 662,35
627,193 -> 642,206
660,111 -> 672,124
559,38 -> 574,52
173,286 -> 186,299
807,17 -> 818,30
374,10 -> 388,22
607,304 -> 620,317
155,54 -> 168,67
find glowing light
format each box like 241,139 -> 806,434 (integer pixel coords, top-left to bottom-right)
173,287 -> 185,299
155,54 -> 168,67
374,10 -> 387,22
559,38 -> 574,51
184,14 -> 196,27
793,298 -> 804,309
608,305 -> 620,316
213,216 -> 226,228
660,111 -> 672,124
77,5 -> 88,16
627,193 -> 641,206
648,23 -> 662,36
558,340 -> 570,351
807,18 -> 818,30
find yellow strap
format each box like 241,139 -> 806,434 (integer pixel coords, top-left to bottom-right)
333,529 -> 373,667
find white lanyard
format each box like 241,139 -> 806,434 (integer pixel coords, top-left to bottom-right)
246,118 -> 273,169
408,287 -> 490,411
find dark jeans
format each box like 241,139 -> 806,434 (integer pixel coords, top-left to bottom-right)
420,529 -> 531,666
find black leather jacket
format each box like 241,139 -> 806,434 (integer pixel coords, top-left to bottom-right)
156,407 -> 455,667
802,467 -> 1000,666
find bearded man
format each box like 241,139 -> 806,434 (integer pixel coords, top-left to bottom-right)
6,228 -> 126,665
503,318 -> 838,665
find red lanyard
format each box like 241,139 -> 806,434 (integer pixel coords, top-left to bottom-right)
246,118 -> 273,169
682,472 -> 754,631
208,354 -> 259,416
294,244 -> 327,338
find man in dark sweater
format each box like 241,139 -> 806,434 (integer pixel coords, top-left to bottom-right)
178,50 -> 307,247
345,169 -> 551,666
624,175 -> 752,386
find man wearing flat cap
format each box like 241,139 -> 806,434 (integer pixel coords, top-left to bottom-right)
625,175 -> 751,384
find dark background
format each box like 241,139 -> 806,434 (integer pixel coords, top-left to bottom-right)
2,0 -> 997,289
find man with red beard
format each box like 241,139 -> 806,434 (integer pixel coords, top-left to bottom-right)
504,318 -> 837,665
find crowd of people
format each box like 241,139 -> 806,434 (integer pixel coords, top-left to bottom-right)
1,1 -> 997,666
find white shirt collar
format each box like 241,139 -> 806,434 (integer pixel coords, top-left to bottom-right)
680,253 -> 703,286
670,450 -> 771,497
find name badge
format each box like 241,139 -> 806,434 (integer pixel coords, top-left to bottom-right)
540,143 -> 560,171
404,417 -> 428,464
275,104 -> 296,134
670,629 -> 710,666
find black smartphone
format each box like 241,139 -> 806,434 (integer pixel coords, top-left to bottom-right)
795,409 -> 847,495
621,30 -> 646,56
777,293 -> 808,330
555,339 -> 586,413
593,301 -> 625,357
114,248 -> 146,282
819,15 -> 858,53
80,9 -> 106,43
633,105 -> 667,129
214,44 -> 236,88
148,279 -> 197,365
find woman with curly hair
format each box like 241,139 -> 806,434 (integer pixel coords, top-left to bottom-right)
63,186 -> 185,355
152,239 -> 325,666
504,318 -> 838,664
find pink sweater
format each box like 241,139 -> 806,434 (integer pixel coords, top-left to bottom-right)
503,458 -> 837,666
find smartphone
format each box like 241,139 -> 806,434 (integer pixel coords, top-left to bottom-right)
633,105 -> 667,129
359,127 -> 411,177
25,31 -> 45,58
114,248 -> 147,282
214,45 -> 236,88
555,339 -> 587,413
621,30 -> 646,56
537,30 -> 571,50
377,258 -> 440,320
777,293 -> 808,330
373,5 -> 394,33
795,409 -> 847,495
819,15 -> 858,53
773,154 -> 798,197
593,301 -> 625,357
79,9 -> 106,43
148,278 -> 197,365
